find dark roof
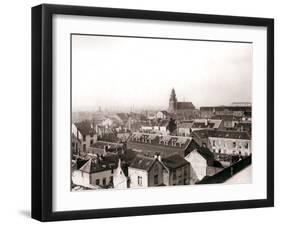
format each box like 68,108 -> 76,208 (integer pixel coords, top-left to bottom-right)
200,106 -> 251,112
76,158 -> 89,169
79,158 -> 117,174
177,102 -> 195,110
127,142 -> 185,158
162,154 -> 189,169
74,121 -> 94,136
196,147 -> 214,162
129,155 -> 157,171
192,122 -> 215,129
211,115 -> 240,121
192,129 -> 251,140
213,160 -> 224,168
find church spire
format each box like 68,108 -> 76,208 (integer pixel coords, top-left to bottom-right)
169,88 -> 177,113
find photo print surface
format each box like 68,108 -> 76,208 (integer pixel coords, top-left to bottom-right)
71,34 -> 252,191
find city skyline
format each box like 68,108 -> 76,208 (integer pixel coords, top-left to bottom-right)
72,35 -> 252,111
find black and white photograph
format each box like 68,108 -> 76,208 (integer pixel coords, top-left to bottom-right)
71,34 -> 253,191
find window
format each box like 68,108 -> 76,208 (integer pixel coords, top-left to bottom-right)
96,179 -> 100,185
138,176 -> 142,186
245,143 -> 249,149
173,171 -> 176,180
110,176 -> 113,183
154,175 -> 158,185
83,144 -> 86,152
212,140 -> 216,147
90,139 -> 94,145
102,178 -> 106,186
83,135 -> 86,141
233,142 -> 236,148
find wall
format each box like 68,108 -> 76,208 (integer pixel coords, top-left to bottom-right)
128,168 -> 149,188
0,0 -> 279,226
90,169 -> 114,186
148,161 -> 165,186
208,137 -> 251,156
185,151 -> 207,183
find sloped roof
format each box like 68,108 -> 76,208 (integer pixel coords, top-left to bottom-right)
162,154 -> 189,169
129,155 -> 156,171
192,129 -> 251,140
74,121 -> 94,136
79,158 -> 117,174
192,122 -> 215,129
197,147 -> 214,162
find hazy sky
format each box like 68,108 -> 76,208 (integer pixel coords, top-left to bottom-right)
72,34 -> 252,111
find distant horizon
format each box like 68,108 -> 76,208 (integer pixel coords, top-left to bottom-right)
72,35 -> 252,111
72,101 -> 252,113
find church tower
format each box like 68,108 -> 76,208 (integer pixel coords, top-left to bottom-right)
168,88 -> 177,113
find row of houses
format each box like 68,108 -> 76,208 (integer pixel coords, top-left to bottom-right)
72,127 -> 252,190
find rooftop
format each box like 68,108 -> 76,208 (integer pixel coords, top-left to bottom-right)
129,155 -> 157,171
192,129 -> 251,140
162,154 -> 189,169
128,133 -> 197,158
74,121 -> 95,136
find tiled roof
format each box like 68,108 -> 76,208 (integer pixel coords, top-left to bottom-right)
129,155 -> 156,171
74,121 -> 94,136
79,158 -> 116,174
162,154 -> 189,169
192,129 -> 251,140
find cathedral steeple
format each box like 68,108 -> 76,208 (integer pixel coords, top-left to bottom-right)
169,88 -> 177,113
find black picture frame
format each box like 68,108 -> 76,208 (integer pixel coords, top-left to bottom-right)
32,4 -> 274,222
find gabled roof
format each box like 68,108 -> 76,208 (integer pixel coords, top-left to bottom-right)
129,155 -> 158,171
162,154 -> 189,169
79,157 -> 117,174
74,121 -> 94,136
